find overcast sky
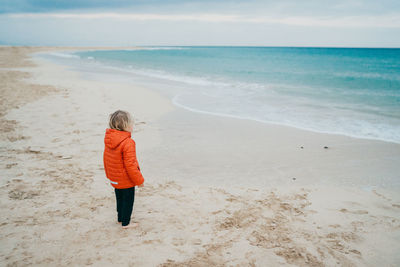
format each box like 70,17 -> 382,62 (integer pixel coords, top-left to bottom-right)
1,0 -> 399,47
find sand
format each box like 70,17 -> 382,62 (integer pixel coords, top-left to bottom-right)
1,46 -> 400,266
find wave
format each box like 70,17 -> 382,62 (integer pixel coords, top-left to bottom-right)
95,64 -> 225,87
172,93 -> 400,144
135,47 -> 189,51
334,71 -> 400,82
45,52 -> 81,59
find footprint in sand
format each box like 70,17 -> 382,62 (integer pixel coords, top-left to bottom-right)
8,189 -> 39,200
339,208 -> 368,215
372,190 -> 392,202
191,239 -> 202,245
143,239 -> 162,245
6,163 -> 18,169
172,238 -> 185,246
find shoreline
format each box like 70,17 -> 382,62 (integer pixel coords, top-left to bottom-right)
1,46 -> 399,266
171,94 -> 400,146
41,47 -> 400,146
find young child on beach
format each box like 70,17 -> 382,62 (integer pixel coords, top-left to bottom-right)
103,110 -> 144,229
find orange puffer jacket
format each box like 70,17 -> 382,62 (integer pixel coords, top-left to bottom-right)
103,128 -> 144,189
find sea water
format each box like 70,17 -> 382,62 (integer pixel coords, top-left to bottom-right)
43,47 -> 400,143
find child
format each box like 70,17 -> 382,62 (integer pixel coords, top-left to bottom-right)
103,110 -> 144,229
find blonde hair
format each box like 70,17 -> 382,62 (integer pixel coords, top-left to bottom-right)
109,110 -> 133,131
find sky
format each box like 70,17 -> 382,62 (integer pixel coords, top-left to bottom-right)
0,0 -> 400,47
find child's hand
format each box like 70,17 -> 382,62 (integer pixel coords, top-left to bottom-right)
138,183 -> 144,188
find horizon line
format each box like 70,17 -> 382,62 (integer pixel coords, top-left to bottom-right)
1,44 -> 399,49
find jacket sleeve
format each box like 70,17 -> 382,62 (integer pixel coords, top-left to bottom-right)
103,150 -> 109,178
122,139 -> 144,186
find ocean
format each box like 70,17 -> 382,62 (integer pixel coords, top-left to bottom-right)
43,47 -> 400,143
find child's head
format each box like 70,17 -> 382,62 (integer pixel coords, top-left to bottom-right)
109,110 -> 133,132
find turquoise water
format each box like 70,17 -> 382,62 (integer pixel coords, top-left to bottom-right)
53,47 -> 400,143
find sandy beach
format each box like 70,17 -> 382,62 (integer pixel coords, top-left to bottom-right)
1,46 -> 400,266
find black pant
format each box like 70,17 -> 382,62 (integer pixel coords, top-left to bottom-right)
115,187 -> 135,226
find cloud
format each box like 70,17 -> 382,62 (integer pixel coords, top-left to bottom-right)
7,13 -> 239,22
0,0 -> 139,13
5,12 -> 400,28
0,0 -> 240,14
1,1 -> 399,47
2,0 -> 400,17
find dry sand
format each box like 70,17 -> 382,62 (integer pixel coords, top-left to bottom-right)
1,46 -> 400,266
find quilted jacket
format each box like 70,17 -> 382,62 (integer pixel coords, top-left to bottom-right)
103,128 -> 144,188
